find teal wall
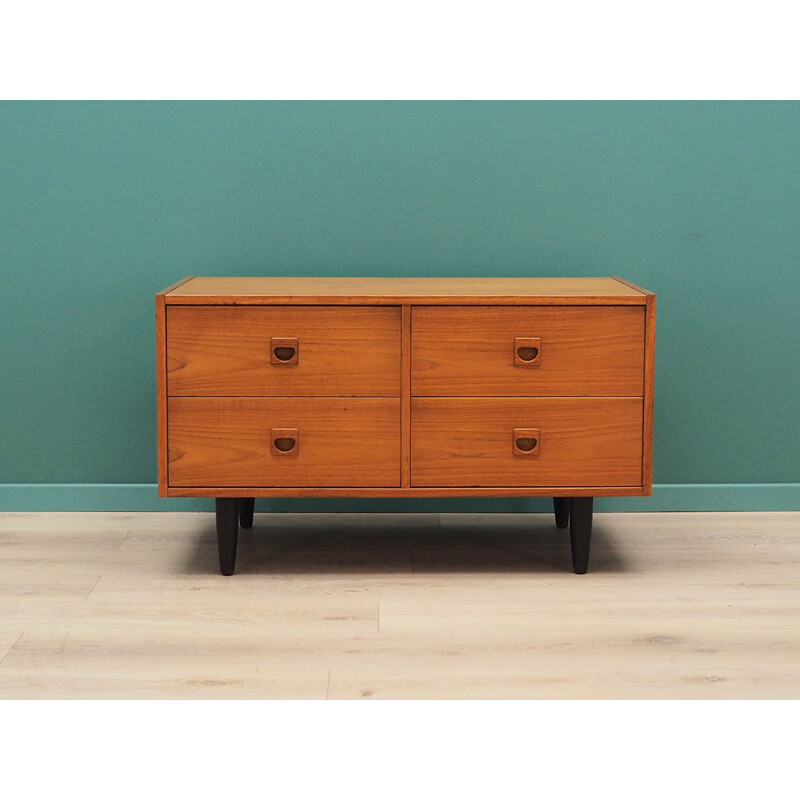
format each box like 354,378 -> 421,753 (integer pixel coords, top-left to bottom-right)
2,101 -> 799,510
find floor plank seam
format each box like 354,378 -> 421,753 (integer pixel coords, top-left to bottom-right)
326,667 -> 331,700
83,576 -> 102,601
114,529 -> 133,552
0,632 -> 24,666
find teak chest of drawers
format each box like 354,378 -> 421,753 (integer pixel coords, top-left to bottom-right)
156,277 -> 655,575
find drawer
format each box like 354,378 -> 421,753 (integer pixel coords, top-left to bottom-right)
167,306 -> 401,396
168,398 -> 400,487
412,306 -> 644,396
411,398 -> 643,487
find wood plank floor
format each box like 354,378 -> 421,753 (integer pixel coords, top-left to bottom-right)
1,511 -> 798,699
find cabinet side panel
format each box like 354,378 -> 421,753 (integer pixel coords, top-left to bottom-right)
642,293 -> 656,493
401,305 -> 411,487
156,293 -> 169,495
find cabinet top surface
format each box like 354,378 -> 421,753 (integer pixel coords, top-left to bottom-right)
161,276 -> 651,305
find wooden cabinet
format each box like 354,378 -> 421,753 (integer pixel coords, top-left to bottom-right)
157,276 -> 655,575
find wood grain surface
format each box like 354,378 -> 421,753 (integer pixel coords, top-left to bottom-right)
2,511 -> 797,699
643,293 -> 657,493
412,306 -> 645,396
156,293 -> 168,495
156,276 -> 195,495
168,398 -> 401,487
164,276 -> 648,305
401,305 -> 412,488
613,277 -> 656,493
157,277 -> 655,498
167,305 -> 401,397
162,485 -> 645,498
411,397 -> 643,487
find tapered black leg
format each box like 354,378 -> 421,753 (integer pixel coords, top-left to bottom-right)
569,497 -> 594,574
239,498 -> 255,529
553,497 -> 570,529
215,498 -> 239,576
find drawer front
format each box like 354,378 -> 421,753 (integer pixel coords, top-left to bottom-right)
411,398 -> 643,487
168,398 -> 400,487
167,306 -> 401,396
412,306 -> 644,396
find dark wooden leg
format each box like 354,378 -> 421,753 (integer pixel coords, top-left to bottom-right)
239,498 -> 255,529
569,497 -> 593,574
553,497 -> 570,529
215,498 -> 239,576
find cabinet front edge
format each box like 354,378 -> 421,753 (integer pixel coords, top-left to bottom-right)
161,486 -> 649,498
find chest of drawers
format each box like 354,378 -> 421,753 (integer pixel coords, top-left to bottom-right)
157,277 -> 655,575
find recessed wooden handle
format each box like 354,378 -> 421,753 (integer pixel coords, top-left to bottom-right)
271,428 -> 299,455
513,427 -> 540,456
271,337 -> 299,365
514,337 -> 542,366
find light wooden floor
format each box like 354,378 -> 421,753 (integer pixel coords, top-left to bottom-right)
1,511 -> 798,699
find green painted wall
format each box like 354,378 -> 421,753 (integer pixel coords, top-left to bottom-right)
1,101 -> 799,508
